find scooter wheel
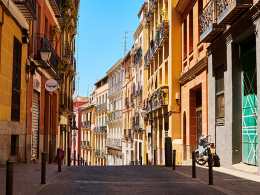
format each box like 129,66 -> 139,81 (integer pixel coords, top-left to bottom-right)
195,152 -> 207,165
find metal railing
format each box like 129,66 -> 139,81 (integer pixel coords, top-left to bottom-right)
108,82 -> 122,96
132,116 -> 140,130
95,103 -> 107,113
144,20 -> 169,70
199,0 -> 216,36
34,34 -> 62,72
108,110 -> 122,121
105,138 -> 122,148
13,0 -> 36,18
134,47 -> 142,65
125,97 -> 129,108
60,93 -> 73,112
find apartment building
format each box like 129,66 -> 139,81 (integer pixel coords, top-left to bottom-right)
94,76 -> 108,166
72,95 -> 88,165
81,93 -> 95,166
122,51 -> 136,165
200,0 -> 259,169
0,0 -> 32,166
176,0 -> 209,162
143,0 -> 181,165
106,59 -> 124,165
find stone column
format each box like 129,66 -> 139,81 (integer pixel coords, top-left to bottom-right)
157,112 -> 160,165
162,112 -> 165,165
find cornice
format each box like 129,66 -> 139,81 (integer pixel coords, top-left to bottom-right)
179,57 -> 208,85
175,0 -> 189,13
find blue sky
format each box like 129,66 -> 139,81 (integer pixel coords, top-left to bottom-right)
75,0 -> 146,97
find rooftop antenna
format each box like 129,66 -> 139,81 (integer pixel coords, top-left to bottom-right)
123,30 -> 132,57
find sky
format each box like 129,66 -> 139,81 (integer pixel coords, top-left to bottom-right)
74,0 -> 146,97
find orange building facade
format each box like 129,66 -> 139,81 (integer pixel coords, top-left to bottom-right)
176,0 -> 208,161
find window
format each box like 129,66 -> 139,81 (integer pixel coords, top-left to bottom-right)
183,18 -> 187,58
11,37 -> 22,121
198,0 -> 203,42
11,135 -> 18,155
189,9 -> 193,52
215,65 -> 224,124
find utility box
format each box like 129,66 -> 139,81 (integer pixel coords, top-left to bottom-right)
165,137 -> 172,167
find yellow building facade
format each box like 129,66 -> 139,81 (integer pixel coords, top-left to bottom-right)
81,95 -> 95,166
0,1 -> 30,166
143,0 -> 182,165
94,76 -> 108,166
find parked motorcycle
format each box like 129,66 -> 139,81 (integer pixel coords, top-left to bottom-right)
195,135 -> 220,166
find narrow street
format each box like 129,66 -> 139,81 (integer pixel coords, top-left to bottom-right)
37,166 -> 222,195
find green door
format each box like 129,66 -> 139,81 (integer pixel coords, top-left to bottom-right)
242,45 -> 258,166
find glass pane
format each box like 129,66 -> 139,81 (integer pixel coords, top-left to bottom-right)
216,94 -> 224,118
216,67 -> 224,93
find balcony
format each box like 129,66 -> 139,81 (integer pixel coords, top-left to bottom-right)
100,126 -> 107,134
199,0 -> 226,43
86,141 -> 91,148
108,82 -> 122,97
108,110 -> 122,121
134,47 -> 142,65
34,34 -> 62,74
216,0 -> 252,25
125,97 -> 129,108
95,103 -> 107,113
143,85 -> 169,113
105,138 -> 122,148
145,0 -> 158,27
132,116 -> 140,131
134,42 -> 141,52
60,93 -> 73,112
144,20 -> 169,70
13,0 -> 36,20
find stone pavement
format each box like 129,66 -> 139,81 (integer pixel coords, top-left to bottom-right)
171,165 -> 260,195
37,166 -> 223,195
0,163 -> 68,195
1,164 -> 260,194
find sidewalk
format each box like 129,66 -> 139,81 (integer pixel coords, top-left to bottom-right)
166,165 -> 260,195
0,163 -> 69,195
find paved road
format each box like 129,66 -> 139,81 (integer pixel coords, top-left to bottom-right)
37,165 -> 224,195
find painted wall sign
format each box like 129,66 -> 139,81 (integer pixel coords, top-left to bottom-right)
45,79 -> 59,92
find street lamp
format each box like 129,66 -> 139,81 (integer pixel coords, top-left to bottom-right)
40,45 -> 51,62
74,126 -> 79,135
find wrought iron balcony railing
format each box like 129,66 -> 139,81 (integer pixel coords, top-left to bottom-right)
60,93 -> 73,112
108,82 -> 122,97
144,21 -> 169,70
216,0 -> 252,25
34,34 -> 62,72
108,110 -> 122,121
95,103 -> 107,113
143,86 -> 169,113
134,47 -> 142,65
100,126 -> 107,134
13,0 -> 36,20
132,116 -> 140,130
105,138 -> 122,148
125,97 -> 129,108
63,41 -> 71,60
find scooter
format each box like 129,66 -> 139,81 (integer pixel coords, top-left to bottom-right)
195,135 -> 220,166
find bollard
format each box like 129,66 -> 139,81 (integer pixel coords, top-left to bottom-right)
74,150 -> 76,166
85,162 -> 86,166
57,148 -> 61,172
208,153 -> 213,185
192,151 -> 196,178
78,154 -> 80,166
86,162 -> 88,166
173,150 -> 176,170
81,157 -> 83,166
89,161 -> 91,166
146,153 -> 148,165
68,148 -> 71,166
6,159 -> 14,195
41,152 -> 47,184
140,156 -> 142,165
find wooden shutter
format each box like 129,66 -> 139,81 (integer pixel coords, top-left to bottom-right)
11,37 -> 22,121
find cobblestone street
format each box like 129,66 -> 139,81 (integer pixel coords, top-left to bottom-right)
37,165 -> 223,195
